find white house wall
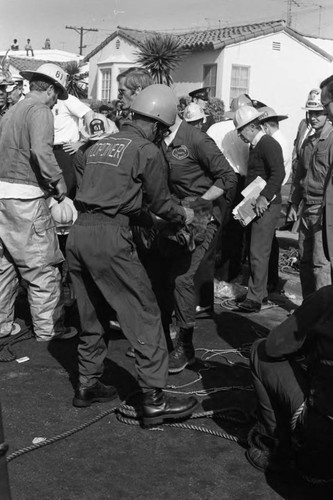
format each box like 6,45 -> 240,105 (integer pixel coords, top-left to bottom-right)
88,37 -> 139,101
222,32 -> 333,146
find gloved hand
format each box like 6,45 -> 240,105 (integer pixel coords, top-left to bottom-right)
52,177 -> 67,203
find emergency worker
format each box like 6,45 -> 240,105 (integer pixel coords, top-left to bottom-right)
233,106 -> 285,312
320,75 -> 333,272
188,86 -> 214,132
66,84 -> 199,426
248,285 -> 333,484
159,107 -> 237,373
0,63 -> 76,341
288,89 -> 333,298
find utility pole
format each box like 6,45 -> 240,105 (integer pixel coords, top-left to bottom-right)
65,26 -> 98,55
286,0 -> 301,28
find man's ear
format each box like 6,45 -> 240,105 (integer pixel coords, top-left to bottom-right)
135,86 -> 142,95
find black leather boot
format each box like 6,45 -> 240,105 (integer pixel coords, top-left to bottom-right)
73,380 -> 118,407
168,327 -> 195,374
142,388 -> 199,426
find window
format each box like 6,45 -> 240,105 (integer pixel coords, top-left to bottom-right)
101,68 -> 112,101
203,64 -> 217,96
230,65 -> 250,101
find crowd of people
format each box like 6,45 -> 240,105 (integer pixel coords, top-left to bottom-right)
1,60 -> 333,484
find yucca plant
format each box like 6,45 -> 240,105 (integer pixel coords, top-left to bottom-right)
135,34 -> 187,86
64,61 -> 88,99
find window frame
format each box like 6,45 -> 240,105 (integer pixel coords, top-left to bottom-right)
230,64 -> 251,102
203,64 -> 217,97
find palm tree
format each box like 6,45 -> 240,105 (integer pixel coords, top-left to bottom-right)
64,61 -> 88,99
135,34 -> 187,86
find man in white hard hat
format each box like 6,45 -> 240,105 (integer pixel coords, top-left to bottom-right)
0,62 -> 76,341
320,75 -> 333,274
207,95 -> 251,282
233,105 -> 285,312
258,106 -> 292,293
288,89 -> 333,298
183,102 -> 206,129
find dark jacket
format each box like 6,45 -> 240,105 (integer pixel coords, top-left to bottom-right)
75,122 -> 185,223
246,134 -> 285,204
291,120 -> 333,206
162,120 -> 237,223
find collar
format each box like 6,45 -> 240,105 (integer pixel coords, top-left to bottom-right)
315,119 -> 333,141
251,130 -> 265,147
164,115 -> 182,147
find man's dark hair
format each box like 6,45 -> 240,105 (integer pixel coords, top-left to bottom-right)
116,67 -> 153,92
320,75 -> 333,98
30,77 -> 58,93
99,104 -> 110,113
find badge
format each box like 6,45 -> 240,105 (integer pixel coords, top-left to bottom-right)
172,145 -> 189,160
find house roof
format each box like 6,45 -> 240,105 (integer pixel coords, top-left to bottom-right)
8,56 -> 80,73
84,19 -> 333,63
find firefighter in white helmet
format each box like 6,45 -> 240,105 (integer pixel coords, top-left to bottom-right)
232,105 -> 285,312
0,62 -> 76,341
288,88 -> 333,298
66,84 -> 199,425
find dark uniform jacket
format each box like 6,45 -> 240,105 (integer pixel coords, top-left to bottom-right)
75,122 -> 185,224
162,120 -> 237,223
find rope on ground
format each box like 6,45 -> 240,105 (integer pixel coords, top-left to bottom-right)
115,405 -> 249,445
6,404 -> 118,463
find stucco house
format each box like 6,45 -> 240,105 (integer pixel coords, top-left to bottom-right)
85,19 -> 333,142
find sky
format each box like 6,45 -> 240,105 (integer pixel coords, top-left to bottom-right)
2,0 -> 333,56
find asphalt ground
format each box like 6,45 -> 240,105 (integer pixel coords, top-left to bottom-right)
1,232 -> 333,500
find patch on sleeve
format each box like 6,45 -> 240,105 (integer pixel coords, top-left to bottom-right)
172,145 -> 189,160
88,137 -> 132,167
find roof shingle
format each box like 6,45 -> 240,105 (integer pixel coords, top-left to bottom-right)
83,20 -> 333,62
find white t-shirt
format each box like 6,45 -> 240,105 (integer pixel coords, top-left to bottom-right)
207,120 -> 249,177
53,94 -> 91,145
272,129 -> 292,185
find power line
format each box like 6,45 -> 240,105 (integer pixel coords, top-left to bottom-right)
65,26 -> 98,55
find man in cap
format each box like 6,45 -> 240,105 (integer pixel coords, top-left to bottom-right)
0,62 -> 76,341
258,106 -> 291,293
66,84 -> 199,425
157,99 -> 237,372
188,86 -> 214,132
320,75 -> 333,273
6,76 -> 25,107
247,285 -> 333,485
233,105 -> 285,312
0,71 -> 12,122
288,89 -> 333,298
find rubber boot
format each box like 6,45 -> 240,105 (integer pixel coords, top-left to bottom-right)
245,422 -> 289,472
142,388 -> 199,427
168,327 -> 195,374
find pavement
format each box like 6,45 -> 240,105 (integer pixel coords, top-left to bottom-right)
1,230 -> 333,500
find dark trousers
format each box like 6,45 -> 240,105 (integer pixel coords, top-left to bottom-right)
156,221 -> 218,330
267,232 -> 279,290
53,146 -> 77,200
250,338 -> 306,438
247,203 -> 281,303
217,175 -> 246,282
194,222 -> 221,308
66,213 -> 168,389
